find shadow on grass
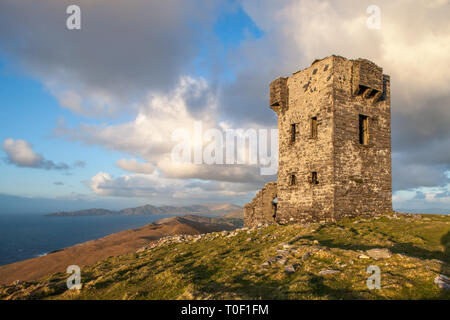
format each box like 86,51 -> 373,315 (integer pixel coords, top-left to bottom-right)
172,251 -> 194,264
305,273 -> 363,300
178,259 -> 283,298
299,235 -> 449,262
178,261 -> 368,299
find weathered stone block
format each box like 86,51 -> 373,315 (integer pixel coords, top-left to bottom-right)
269,77 -> 288,113
352,58 -> 383,97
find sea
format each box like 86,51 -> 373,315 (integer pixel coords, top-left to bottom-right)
0,214 -> 172,266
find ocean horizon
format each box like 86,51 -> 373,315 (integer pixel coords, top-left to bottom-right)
0,214 -> 173,266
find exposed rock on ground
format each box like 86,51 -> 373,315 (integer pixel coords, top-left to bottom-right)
434,275 -> 450,290
365,248 -> 392,260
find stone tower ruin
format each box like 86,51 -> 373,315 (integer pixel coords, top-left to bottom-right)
244,55 -> 392,227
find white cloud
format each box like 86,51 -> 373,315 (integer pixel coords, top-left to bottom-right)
56,76 -> 217,160
233,0 -> 450,193
2,138 -> 43,167
0,0 -> 223,117
425,0 -> 449,9
393,184 -> 450,213
157,158 -> 268,183
2,138 -> 83,171
116,158 -> 154,174
49,88 -> 119,117
241,0 -> 450,98
4,0 -> 450,202
57,76 -> 274,186
88,170 -> 257,203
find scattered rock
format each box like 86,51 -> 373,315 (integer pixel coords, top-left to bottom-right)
358,254 -> 370,259
268,257 -> 277,264
302,252 -> 311,261
313,240 -> 319,245
284,265 -> 295,273
434,275 -> 450,290
276,249 -> 289,256
366,248 -> 392,260
136,247 -> 148,253
319,270 -> 340,276
277,259 -> 287,266
431,259 -> 444,265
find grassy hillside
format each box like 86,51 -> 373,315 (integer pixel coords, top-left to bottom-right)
0,215 -> 240,285
1,212 -> 449,300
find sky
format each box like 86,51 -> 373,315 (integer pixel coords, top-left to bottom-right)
0,0 -> 449,214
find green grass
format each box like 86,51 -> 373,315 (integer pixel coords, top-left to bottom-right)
1,213 -> 449,300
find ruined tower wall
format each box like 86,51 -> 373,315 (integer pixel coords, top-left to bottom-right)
244,55 -> 392,227
275,57 -> 336,224
332,57 -> 392,219
243,182 -> 277,228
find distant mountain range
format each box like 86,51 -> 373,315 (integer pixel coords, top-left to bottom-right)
46,203 -> 243,217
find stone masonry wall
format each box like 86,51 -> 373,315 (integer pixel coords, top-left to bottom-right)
244,182 -> 277,228
244,55 -> 392,227
332,57 -> 392,219
274,57 -> 336,224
